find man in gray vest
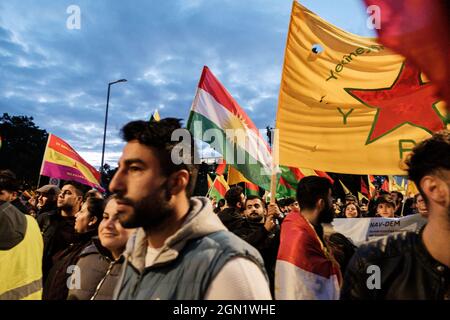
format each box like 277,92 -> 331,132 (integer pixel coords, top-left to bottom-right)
110,118 -> 271,300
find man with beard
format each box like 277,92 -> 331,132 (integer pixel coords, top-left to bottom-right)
341,130 -> 450,300
109,118 -> 271,300
37,181 -> 85,281
242,195 -> 280,295
275,176 -> 341,300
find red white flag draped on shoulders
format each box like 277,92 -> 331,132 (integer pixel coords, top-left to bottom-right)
275,212 -> 341,300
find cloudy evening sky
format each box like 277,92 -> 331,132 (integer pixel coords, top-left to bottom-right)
0,0 -> 375,169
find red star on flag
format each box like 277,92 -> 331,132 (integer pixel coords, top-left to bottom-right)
346,61 -> 445,144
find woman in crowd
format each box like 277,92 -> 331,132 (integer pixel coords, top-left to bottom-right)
67,196 -> 134,300
42,196 -> 104,300
342,203 -> 361,218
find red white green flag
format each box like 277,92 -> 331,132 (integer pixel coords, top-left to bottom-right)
187,66 -> 273,190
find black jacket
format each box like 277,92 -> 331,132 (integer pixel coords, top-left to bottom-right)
10,198 -> 30,215
218,207 -> 279,293
341,228 -> 450,300
43,230 -> 97,300
217,207 -> 248,237
37,210 -> 77,281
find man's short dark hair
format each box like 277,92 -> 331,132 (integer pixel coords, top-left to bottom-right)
284,197 -> 296,207
296,176 -> 332,210
406,130 -> 450,204
225,186 -> 244,208
390,191 -> 404,202
0,170 -> 20,192
217,199 -> 226,207
245,195 -> 266,208
121,118 -> 199,197
62,180 -> 87,197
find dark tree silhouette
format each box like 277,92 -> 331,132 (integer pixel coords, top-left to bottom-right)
0,113 -> 48,188
101,163 -> 117,196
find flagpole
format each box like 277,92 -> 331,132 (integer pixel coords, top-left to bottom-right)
37,134 -> 51,188
269,128 -> 279,205
400,180 -> 411,216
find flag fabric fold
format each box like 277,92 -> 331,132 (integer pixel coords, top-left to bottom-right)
275,212 -> 341,300
364,0 -> 450,110
40,134 -> 104,191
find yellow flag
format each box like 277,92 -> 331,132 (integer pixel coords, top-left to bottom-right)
406,180 -> 419,198
339,179 -> 351,195
276,1 -> 447,175
358,192 -> 368,202
150,110 -> 160,122
227,165 -> 250,185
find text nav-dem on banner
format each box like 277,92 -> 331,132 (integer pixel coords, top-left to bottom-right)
40,134 -> 104,191
275,1 -> 447,175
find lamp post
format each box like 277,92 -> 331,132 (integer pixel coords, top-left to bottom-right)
100,79 -> 127,175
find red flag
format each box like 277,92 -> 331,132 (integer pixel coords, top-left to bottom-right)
381,177 -> 389,192
361,176 -> 369,196
364,0 -> 450,110
215,160 -> 227,176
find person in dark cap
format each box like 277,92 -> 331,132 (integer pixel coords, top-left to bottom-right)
35,184 -> 60,217
375,194 -> 397,218
0,169 -> 30,215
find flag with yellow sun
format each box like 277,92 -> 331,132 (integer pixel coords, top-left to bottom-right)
276,1 -> 448,175
187,66 -> 273,190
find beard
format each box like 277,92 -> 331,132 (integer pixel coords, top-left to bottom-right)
247,212 -> 263,223
318,199 -> 334,224
116,181 -> 174,231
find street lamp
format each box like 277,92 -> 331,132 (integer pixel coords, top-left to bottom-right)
100,79 -> 127,175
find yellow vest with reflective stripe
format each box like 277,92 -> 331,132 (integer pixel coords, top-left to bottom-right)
0,215 -> 44,300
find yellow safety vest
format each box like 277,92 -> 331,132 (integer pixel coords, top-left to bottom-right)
0,215 -> 44,300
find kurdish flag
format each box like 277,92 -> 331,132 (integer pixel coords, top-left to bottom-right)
276,1 -> 447,175
276,166 -> 333,198
244,181 -> 259,197
40,134 -> 104,191
207,174 -> 214,189
188,66 -> 273,190
208,175 -> 229,201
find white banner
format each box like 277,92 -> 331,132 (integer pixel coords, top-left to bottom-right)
331,214 -> 427,245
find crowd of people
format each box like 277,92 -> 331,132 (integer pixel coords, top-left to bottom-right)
0,118 -> 448,300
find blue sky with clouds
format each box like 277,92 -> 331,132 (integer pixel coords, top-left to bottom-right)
0,0 -> 375,168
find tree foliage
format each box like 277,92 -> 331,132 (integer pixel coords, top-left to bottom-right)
0,113 -> 48,188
